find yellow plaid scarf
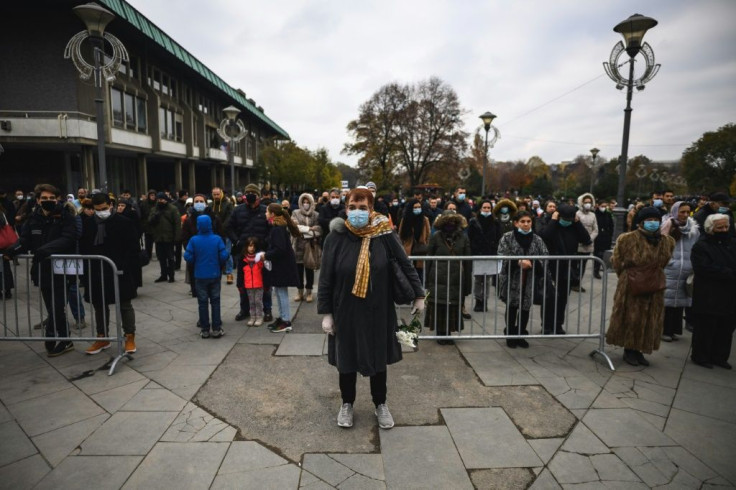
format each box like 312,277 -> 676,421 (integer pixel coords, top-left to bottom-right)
345,212 -> 393,298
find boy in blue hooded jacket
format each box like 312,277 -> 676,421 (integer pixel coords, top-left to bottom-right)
184,215 -> 229,338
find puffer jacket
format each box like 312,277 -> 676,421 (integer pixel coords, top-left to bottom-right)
291,193 -> 322,263
576,193 -> 598,253
663,217 -> 699,307
492,198 -> 517,235
184,215 -> 229,280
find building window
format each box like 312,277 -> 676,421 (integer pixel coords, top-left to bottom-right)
159,106 -> 183,141
192,116 -> 198,146
124,93 -> 135,129
111,87 -> 123,128
137,97 -> 147,132
174,113 -> 183,142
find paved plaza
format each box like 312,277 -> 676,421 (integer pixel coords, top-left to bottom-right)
0,264 -> 735,489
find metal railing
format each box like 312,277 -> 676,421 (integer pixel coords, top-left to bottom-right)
1,254 -> 132,375
407,254 -> 614,370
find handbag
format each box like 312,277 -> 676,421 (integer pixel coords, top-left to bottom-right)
383,241 -> 416,305
0,217 -> 17,250
303,239 -> 322,270
627,263 -> 666,296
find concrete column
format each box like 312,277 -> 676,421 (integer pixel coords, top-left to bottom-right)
85,147 -> 96,190
211,165 -> 217,189
138,155 -> 148,195
175,160 -> 183,192
64,152 -> 73,195
188,161 -> 196,195
219,166 -> 226,192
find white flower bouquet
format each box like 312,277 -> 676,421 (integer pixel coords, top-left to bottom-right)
396,292 -> 427,350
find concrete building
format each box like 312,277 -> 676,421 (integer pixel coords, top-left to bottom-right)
0,0 -> 289,197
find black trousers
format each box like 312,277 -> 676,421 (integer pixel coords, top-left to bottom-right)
339,371 -> 387,407
296,263 -> 314,290
692,314 -> 736,364
41,278 -> 69,338
155,241 -> 175,280
663,306 -> 684,336
505,306 -> 530,335
174,241 -> 183,269
541,278 -> 570,333
144,232 -> 154,258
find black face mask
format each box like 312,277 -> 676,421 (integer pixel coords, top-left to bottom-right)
713,231 -> 730,241
40,200 -> 57,212
157,202 -> 167,209
443,225 -> 456,233
245,194 -> 257,204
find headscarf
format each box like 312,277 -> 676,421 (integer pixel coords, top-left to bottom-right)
660,201 -> 691,239
345,211 -> 393,298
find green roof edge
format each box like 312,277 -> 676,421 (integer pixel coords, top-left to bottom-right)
99,0 -> 289,139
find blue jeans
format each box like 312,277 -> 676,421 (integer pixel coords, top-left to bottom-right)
195,278 -> 222,331
273,286 -> 290,322
67,279 -> 85,322
224,238 -> 233,274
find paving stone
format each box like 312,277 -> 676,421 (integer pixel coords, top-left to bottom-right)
0,453 -> 51,489
211,463 -> 302,489
560,423 -> 609,455
380,426 -> 473,489
10,387 -> 105,437
218,441 -> 287,473
535,376 -> 600,410
81,411 -> 178,455
548,452 -> 597,484
130,349 -> 178,373
0,343 -> 48,376
303,454 -> 355,486
123,442 -> 228,489
298,470 -> 324,488
591,391 -> 628,409
72,365 -> 148,396
210,425 -> 237,441
338,472 -> 385,490
582,409 -> 674,447
330,454 -> 384,481
635,411 -> 666,432
32,413 -> 108,467
612,447 -> 670,487
276,334 -> 326,356
161,402 -> 233,442
237,325 -> 285,344
469,468 -> 535,490
462,351 -> 538,386
91,379 -> 149,413
589,454 -> 639,482
119,386 -> 187,411
660,446 -> 719,482
35,455 -> 141,490
529,468 -> 561,490
147,363 -> 218,400
673,378 -> 736,424
0,403 -> 11,424
0,366 -> 69,406
442,407 -> 541,468
0,420 -> 37,467
528,438 -> 564,464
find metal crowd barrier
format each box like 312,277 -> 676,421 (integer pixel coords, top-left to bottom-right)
407,254 -> 614,371
1,254 -> 132,375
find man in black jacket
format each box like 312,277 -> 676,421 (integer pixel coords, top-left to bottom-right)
6,184 -> 78,356
318,188 -> 344,245
226,183 -> 272,321
593,200 -> 614,279
538,204 -> 591,334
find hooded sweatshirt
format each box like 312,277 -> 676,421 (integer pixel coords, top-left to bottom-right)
183,215 -> 229,279
575,193 -> 598,253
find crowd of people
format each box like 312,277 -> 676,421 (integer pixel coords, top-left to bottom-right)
1,182 -> 734,429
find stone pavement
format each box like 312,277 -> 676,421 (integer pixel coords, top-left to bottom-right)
0,264 -> 734,489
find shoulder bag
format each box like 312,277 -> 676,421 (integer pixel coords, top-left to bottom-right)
383,239 -> 416,305
627,263 -> 666,296
0,217 -> 18,250
303,239 -> 322,270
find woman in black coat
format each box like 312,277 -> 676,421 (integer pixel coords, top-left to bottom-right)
263,203 -> 300,332
318,188 -> 424,430
690,213 -> 736,369
468,199 -> 502,311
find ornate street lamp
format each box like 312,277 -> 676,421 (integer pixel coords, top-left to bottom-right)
603,13 -> 660,239
64,2 -> 129,192
478,111 -> 500,197
588,147 -> 600,194
218,106 -> 247,198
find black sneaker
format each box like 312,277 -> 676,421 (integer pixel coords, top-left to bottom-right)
517,338 -> 530,348
263,312 -> 273,322
200,330 -> 210,339
154,276 -> 167,283
45,341 -> 56,354
267,317 -> 283,329
269,321 -> 292,333
210,329 -> 225,338
168,277 -> 175,283
48,341 -> 74,357
234,311 -> 249,321
506,339 -> 518,348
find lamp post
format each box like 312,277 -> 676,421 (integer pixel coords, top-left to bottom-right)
478,111 -> 499,198
217,106 -> 246,198
64,3 -> 128,192
588,147 -> 600,194
603,13 -> 660,240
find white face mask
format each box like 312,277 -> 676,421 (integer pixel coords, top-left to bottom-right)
302,202 -> 310,211
95,209 -> 111,220
599,206 -> 607,212
16,194 -> 23,200
583,203 -> 592,210
330,198 -> 340,206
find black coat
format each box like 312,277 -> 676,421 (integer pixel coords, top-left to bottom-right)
691,234 -> 736,317
264,225 -> 299,287
594,210 -> 614,253
318,218 -> 423,376
226,202 -> 269,253
467,215 -> 502,255
80,213 -> 140,304
538,219 -> 591,277
318,203 -> 344,243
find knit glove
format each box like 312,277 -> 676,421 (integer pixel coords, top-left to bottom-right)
411,297 -> 425,315
254,252 -> 265,263
321,314 -> 335,335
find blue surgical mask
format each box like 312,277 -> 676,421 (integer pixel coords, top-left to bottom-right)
480,211 -> 492,217
500,207 -> 509,214
457,193 -> 466,201
643,220 -> 660,232
718,206 -> 729,214
517,227 -> 532,235
412,208 -> 422,215
653,199 -> 663,208
559,219 -> 572,227
347,209 -> 370,228
193,202 -> 206,212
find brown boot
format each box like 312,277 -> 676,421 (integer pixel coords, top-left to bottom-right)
294,289 -> 304,301
305,290 -> 313,303
124,333 -> 136,354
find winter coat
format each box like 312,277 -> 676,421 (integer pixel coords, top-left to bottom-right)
452,199 -> 473,222
497,231 -> 548,310
148,203 -> 181,243
182,208 -> 224,246
139,198 -> 157,234
15,202 -> 77,288
538,218 -> 591,278
468,215 -> 502,256
79,213 -> 140,304
426,213 -> 472,305
606,230 -> 675,354
317,218 -> 423,376
662,217 -> 699,308
210,197 -> 233,228
576,193 -> 598,253
291,193 -> 322,264
493,198 -> 517,235
594,209 -> 614,253
183,215 -> 229,280
264,224 -> 299,287
691,233 -> 736,317
318,202 -> 345,243
243,255 -> 264,289
226,202 -> 269,254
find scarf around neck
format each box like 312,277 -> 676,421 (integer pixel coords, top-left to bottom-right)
345,211 -> 393,298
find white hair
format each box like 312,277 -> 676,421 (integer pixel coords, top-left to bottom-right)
704,213 -> 730,234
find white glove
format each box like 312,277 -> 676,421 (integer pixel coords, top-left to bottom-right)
254,252 -> 264,263
298,225 -> 310,233
411,297 -> 425,315
322,314 -> 335,335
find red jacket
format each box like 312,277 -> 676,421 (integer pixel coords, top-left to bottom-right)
243,254 -> 264,289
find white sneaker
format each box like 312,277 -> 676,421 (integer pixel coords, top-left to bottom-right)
247,317 -> 256,326
253,317 -> 263,326
375,403 -> 394,429
337,403 -> 354,428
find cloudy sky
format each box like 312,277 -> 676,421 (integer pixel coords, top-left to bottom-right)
127,0 -> 736,167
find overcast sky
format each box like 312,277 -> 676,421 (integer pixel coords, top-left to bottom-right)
126,0 -> 736,167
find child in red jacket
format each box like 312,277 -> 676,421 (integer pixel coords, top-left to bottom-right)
242,237 -> 265,326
